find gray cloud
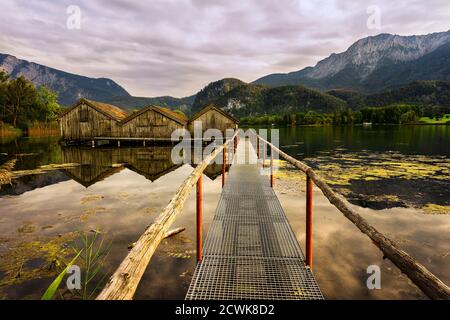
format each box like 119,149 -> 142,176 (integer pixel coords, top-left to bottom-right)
0,0 -> 449,97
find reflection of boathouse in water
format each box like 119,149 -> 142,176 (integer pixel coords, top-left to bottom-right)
59,146 -> 225,187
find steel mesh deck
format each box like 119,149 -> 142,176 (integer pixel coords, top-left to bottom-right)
186,139 -> 323,300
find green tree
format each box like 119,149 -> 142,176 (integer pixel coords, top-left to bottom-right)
33,86 -> 61,122
400,111 -> 418,124
4,76 -> 37,127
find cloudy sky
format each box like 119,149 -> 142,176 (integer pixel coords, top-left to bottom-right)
0,0 -> 449,97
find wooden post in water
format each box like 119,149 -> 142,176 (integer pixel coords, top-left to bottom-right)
117,140 -> 121,148
306,175 -> 313,268
143,140 -> 146,147
270,148 -> 274,188
196,175 -> 203,262
257,137 -> 260,159
91,140 -> 95,148
222,146 -> 226,188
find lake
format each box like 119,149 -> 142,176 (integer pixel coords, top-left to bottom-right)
0,125 -> 448,299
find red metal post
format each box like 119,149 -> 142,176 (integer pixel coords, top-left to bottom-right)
196,175 -> 203,262
270,148 -> 274,188
222,146 -> 226,188
306,175 -> 313,268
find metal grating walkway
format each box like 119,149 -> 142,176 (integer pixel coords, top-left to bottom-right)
186,139 -> 323,300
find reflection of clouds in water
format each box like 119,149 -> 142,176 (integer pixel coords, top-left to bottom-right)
0,162 -> 222,299
280,188 -> 448,299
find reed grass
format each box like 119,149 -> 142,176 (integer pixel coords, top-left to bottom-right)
27,121 -> 59,137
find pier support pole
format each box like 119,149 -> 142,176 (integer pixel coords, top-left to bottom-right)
143,140 -> 146,147
91,140 -> 95,148
270,149 -> 274,188
222,146 -> 226,188
196,175 -> 203,262
117,140 -> 121,148
306,175 -> 313,269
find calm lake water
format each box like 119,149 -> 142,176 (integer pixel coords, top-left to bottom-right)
0,125 -> 449,300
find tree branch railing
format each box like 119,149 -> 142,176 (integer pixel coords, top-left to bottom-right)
256,134 -> 450,300
97,133 -> 238,300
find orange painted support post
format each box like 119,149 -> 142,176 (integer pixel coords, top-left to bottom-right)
222,146 -> 226,188
196,175 -> 203,262
306,175 -> 313,268
270,149 -> 274,188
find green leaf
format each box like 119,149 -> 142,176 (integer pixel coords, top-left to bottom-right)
41,249 -> 83,300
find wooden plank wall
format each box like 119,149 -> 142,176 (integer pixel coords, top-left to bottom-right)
60,103 -> 121,140
188,109 -> 237,134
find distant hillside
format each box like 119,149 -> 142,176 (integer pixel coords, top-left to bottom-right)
105,94 -> 196,114
364,80 -> 450,108
192,79 -> 347,118
0,53 -> 130,106
326,80 -> 450,113
254,30 -> 450,93
192,78 -> 246,113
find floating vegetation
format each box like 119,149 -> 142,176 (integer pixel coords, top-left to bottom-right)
80,195 -> 104,205
80,207 -> 107,222
274,150 -> 450,212
17,222 -> 36,235
0,233 -> 77,292
422,204 -> 450,215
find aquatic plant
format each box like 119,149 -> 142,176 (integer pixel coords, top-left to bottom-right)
40,230 -> 112,300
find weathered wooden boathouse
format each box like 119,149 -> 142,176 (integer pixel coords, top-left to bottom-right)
59,98 -> 128,140
120,105 -> 188,139
188,105 -> 239,134
59,98 -> 238,144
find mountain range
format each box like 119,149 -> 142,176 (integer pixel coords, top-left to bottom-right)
254,30 -> 450,92
1,30 -> 450,116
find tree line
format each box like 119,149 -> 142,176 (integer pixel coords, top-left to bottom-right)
240,104 -> 426,126
0,71 -> 61,130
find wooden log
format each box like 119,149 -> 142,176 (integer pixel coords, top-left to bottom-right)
97,132 -> 237,300
257,135 -> 450,300
163,227 -> 186,239
127,227 -> 186,250
12,163 -> 81,178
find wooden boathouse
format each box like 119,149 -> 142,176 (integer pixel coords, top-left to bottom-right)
120,106 -> 188,139
188,105 -> 239,134
58,98 -> 128,140
59,99 -> 237,144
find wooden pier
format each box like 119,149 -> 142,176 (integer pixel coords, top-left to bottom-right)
186,140 -> 323,299
97,133 -> 450,300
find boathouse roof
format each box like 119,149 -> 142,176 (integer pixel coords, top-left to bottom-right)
189,105 -> 239,124
59,98 -> 129,121
121,105 -> 188,125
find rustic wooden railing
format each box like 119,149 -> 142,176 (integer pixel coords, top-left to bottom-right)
256,134 -> 450,300
97,133 -> 238,300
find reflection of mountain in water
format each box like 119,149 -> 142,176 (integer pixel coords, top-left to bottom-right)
0,171 -> 70,196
